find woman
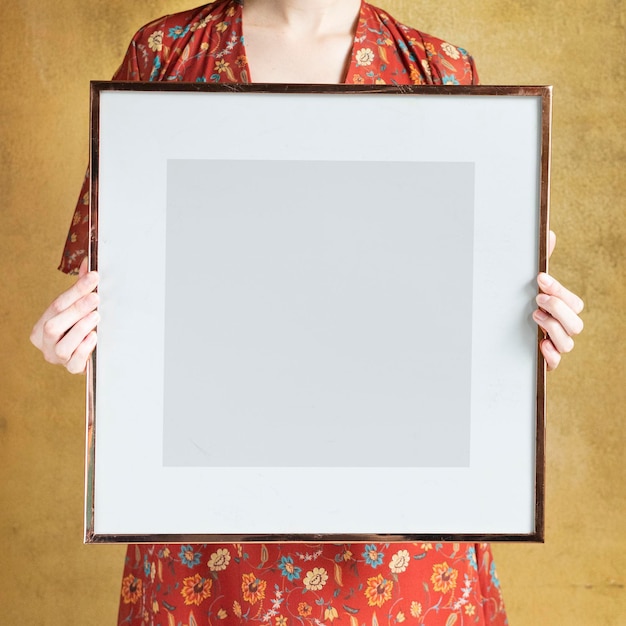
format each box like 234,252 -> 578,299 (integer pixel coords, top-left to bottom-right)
31,1 -> 584,624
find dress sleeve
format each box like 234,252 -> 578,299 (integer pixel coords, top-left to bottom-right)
58,26 -> 158,274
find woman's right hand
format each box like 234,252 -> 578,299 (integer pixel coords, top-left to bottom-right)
30,257 -> 100,374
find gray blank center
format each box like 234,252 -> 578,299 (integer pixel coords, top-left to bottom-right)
163,160 -> 474,467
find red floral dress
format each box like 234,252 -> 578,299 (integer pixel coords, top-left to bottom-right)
59,0 -> 478,274
60,2 -> 505,625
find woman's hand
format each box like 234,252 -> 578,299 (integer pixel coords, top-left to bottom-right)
30,257 -> 99,374
533,231 -> 584,371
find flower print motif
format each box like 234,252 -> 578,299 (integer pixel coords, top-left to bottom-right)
275,617 -> 288,626
147,30 -> 164,52
424,41 -> 436,56
298,602 -> 312,617
441,42 -> 461,59
179,545 -> 202,568
233,601 -> 242,617
490,560 -> 501,589
364,574 -> 393,607
375,78 -> 386,84
303,567 -> 328,591
466,546 -> 478,571
152,600 -> 159,614
389,550 -> 410,574
216,608 -> 228,619
278,556 -> 302,581
355,47 -> 375,66
235,55 -> 248,68
336,547 -> 353,562
324,606 -> 339,622
396,611 -> 406,623
421,59 -> 432,78
161,547 -> 171,559
409,67 -> 424,84
208,548 -> 231,572
242,572 -> 267,605
216,21 -> 229,33
352,73 -> 365,84
410,601 -> 422,618
362,544 -> 384,568
431,562 -> 458,594
465,604 -> 476,616
215,59 -> 230,73
441,73 -> 460,85
168,25 -> 190,39
181,574 -> 212,606
121,574 -> 142,604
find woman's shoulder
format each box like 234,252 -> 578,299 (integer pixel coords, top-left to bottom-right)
361,2 -> 478,85
129,0 -> 239,47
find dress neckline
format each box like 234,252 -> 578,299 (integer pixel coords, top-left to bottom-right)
235,0 -> 366,84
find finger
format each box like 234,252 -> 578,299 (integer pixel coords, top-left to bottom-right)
540,337 -> 561,371
547,230 -> 556,259
41,291 -> 100,354
52,310 -> 100,364
532,308 -> 575,354
535,292 -> 584,338
65,330 -> 98,375
78,256 -> 89,278
537,272 -> 584,315
47,270 -> 99,318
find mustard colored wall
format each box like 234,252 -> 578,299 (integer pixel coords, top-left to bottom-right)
1,0 -> 623,623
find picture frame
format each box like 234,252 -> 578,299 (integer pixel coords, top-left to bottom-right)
86,83 -> 551,543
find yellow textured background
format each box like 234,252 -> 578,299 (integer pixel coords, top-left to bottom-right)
1,0 -> 624,623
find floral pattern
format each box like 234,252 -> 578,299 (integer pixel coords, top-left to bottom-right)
59,0 -> 478,273
117,542 -> 506,624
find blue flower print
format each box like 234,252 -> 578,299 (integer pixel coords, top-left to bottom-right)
362,544 -> 384,568
168,25 -> 190,40
466,546 -> 478,571
278,556 -> 302,581
179,545 -> 202,568
490,560 -> 501,589
441,72 -> 460,85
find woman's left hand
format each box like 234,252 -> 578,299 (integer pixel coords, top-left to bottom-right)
532,231 -> 584,370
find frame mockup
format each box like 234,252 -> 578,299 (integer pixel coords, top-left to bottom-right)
86,83 -> 551,543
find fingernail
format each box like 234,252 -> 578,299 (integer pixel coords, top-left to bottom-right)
538,272 -> 553,288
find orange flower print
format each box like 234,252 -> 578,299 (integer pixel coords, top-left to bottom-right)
465,603 -> 476,616
233,601 -> 242,618
424,41 -> 436,56
352,73 -> 365,84
181,574 -> 212,606
364,574 -> 393,607
242,572 -> 267,605
121,574 -> 142,604
298,602 -> 313,617
430,562 -> 458,594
